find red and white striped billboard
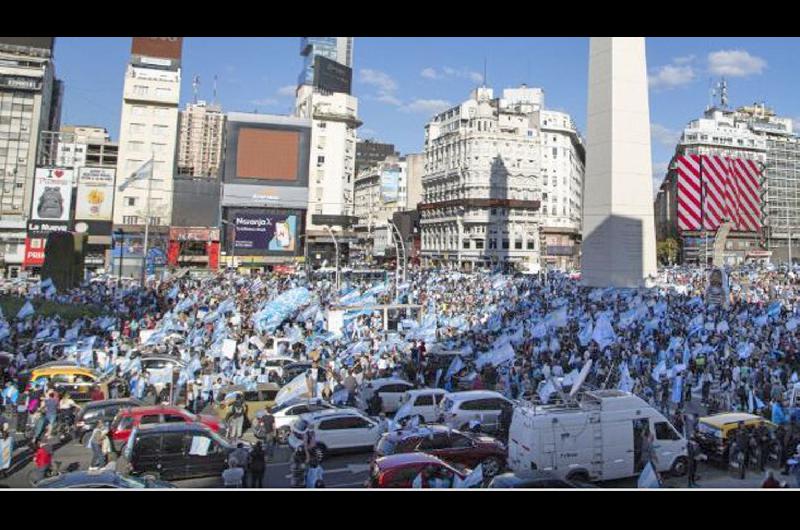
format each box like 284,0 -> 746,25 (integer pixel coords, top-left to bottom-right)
676,155 -> 763,233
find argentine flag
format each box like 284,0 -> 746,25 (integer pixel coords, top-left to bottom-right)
16,301 -> 34,320
637,462 -> 661,488
118,157 -> 153,192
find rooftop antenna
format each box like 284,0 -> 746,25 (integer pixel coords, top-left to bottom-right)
213,74 -> 218,105
720,77 -> 728,109
192,75 -> 200,104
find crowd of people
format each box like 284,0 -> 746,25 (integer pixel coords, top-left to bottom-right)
0,261 -> 799,487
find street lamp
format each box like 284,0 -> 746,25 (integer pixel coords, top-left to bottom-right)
114,229 -> 125,289
220,219 -> 236,270
323,226 -> 340,291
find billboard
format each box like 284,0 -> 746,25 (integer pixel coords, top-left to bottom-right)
223,114 -> 311,187
313,55 -> 352,94
381,166 -> 401,204
131,37 -> 183,60
31,168 -> 73,222
23,237 -> 46,268
76,167 -> 115,221
237,128 -> 299,181
229,209 -> 303,256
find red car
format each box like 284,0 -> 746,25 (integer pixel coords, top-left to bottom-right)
109,405 -> 224,444
367,452 -> 468,488
374,425 -> 507,477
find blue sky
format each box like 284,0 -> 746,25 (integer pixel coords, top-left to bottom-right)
56,37 -> 800,187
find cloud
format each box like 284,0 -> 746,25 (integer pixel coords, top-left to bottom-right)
649,63 -> 695,90
376,93 -> 402,106
360,128 -> 377,136
359,69 -> 397,92
673,55 -> 696,65
422,66 -> 483,84
276,85 -> 296,97
708,50 -> 767,77
401,99 -> 452,115
650,123 -> 681,148
250,98 -> 278,107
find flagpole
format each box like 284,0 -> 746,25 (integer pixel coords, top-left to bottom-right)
140,153 -> 154,287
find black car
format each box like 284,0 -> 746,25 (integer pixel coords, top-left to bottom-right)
74,398 -> 145,444
118,423 -> 241,481
36,470 -> 176,489
487,471 -> 594,488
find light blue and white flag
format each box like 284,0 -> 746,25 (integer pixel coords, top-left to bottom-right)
118,157 -> 153,192
16,301 -> 34,320
671,375 -> 683,404
637,461 -> 661,488
787,318 -> 800,332
446,355 -> 464,379
453,463 -> 483,489
618,362 -> 634,393
578,320 -> 593,347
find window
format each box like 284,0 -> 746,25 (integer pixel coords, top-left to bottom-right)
164,414 -> 186,424
317,155 -> 325,165
133,85 -> 148,96
414,395 -> 434,407
462,240 -> 470,249
123,215 -> 139,225
129,123 -> 145,135
502,239 -> 510,250
475,239 -> 484,250
450,433 -> 473,449
418,434 -> 451,450
140,415 -> 160,425
514,240 -> 523,250
161,433 -> 187,454
460,399 -> 484,411
155,87 -> 170,97
126,197 -> 137,207
527,241 -> 535,250
318,417 -> 350,430
654,421 -> 680,441
152,125 -> 168,137
134,435 -> 160,455
129,141 -> 144,153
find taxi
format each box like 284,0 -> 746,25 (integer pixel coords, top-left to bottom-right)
213,383 -> 281,424
29,365 -> 128,402
694,412 -> 776,461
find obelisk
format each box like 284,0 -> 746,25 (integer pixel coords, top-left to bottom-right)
581,37 -> 657,288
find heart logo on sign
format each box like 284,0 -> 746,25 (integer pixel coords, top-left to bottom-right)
54,169 -> 64,178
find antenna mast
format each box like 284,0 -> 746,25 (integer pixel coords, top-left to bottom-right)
213,74 -> 218,104
192,75 -> 200,104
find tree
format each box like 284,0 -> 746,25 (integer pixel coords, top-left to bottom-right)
657,238 -> 680,265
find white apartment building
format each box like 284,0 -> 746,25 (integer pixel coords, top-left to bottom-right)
177,100 -> 224,178
52,125 -> 118,170
420,86 -> 545,272
295,85 -> 360,231
353,156 -> 407,257
113,63 -> 181,229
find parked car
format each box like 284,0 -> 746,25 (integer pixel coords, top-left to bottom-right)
74,398 -> 145,444
259,356 -> 298,380
270,398 -> 338,444
119,423 -> 241,481
437,390 -> 514,434
27,366 -> 128,402
373,424 -> 506,477
110,405 -> 224,446
213,383 -> 281,425
281,362 -> 313,385
139,355 -> 187,373
393,388 -> 447,425
487,470 -> 593,488
36,470 -> 176,489
694,412 -> 777,462
358,378 -> 416,414
288,408 -> 382,460
367,452 -> 468,488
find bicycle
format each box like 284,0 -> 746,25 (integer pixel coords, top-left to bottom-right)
27,460 -> 62,487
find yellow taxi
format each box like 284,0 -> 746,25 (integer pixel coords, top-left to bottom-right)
214,383 -> 281,424
694,412 -> 776,461
29,365 -> 127,402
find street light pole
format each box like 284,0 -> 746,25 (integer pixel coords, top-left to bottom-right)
221,219 -> 237,269
115,229 -> 124,290
323,225 -> 340,291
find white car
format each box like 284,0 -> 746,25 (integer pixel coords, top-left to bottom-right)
437,390 -> 514,434
271,398 -> 338,444
358,378 -> 416,414
260,356 -> 297,380
393,388 -> 447,425
288,408 -> 382,460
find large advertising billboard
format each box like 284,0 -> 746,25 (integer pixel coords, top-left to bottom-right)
381,166 -> 401,204
313,55 -> 352,94
131,37 -> 183,60
226,208 -> 304,256
76,167 -> 115,221
236,129 -> 300,181
23,237 -> 46,268
31,168 -> 73,223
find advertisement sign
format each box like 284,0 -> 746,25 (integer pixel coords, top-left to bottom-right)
313,55 -> 353,94
76,167 -> 114,221
233,211 -> 298,254
381,167 -> 401,204
169,227 -> 220,241
23,237 -> 46,268
111,233 -> 145,258
131,37 -> 183,60
31,168 -> 73,222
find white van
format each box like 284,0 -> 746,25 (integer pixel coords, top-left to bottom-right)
508,389 -> 687,483
394,388 -> 447,424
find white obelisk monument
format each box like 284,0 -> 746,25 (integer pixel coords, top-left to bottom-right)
581,37 -> 657,288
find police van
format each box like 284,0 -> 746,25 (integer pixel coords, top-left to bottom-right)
508,388 -> 688,483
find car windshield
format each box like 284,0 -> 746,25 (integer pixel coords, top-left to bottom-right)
376,437 -> 396,456
697,423 -> 722,438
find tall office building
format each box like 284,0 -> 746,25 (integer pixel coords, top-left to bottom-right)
0,38 -> 62,275
356,139 -> 397,174
295,37 -> 360,267
420,86 -> 545,272
298,37 -> 353,89
177,100 -> 225,178
112,37 -> 183,276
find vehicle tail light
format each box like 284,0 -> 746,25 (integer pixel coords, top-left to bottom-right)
377,471 -> 387,487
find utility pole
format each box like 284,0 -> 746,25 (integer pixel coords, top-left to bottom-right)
324,225 -> 340,291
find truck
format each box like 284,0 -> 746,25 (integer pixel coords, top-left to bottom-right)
508,389 -> 688,483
